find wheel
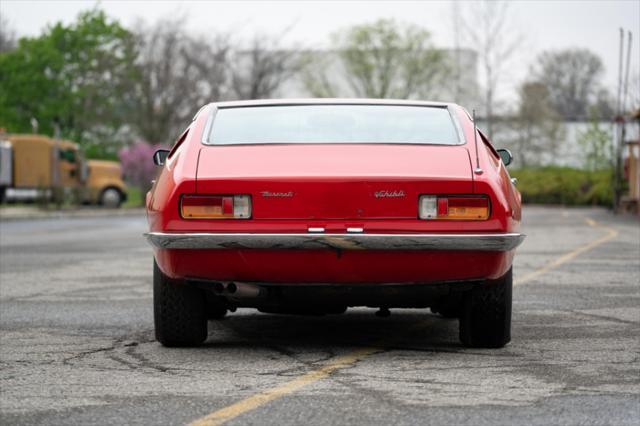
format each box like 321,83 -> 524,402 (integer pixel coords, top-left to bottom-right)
153,260 -> 207,347
459,268 -> 512,348
205,292 -> 228,320
432,304 -> 461,319
431,297 -> 462,318
101,187 -> 122,208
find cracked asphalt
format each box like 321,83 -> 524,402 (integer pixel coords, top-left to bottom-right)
0,206 -> 639,425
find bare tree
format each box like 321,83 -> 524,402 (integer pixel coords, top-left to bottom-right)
0,16 -> 16,52
133,17 -> 230,143
461,0 -> 522,139
509,82 -> 564,167
450,2 -> 463,103
228,32 -> 300,100
303,19 -> 447,99
594,88 -> 615,120
532,49 -> 607,120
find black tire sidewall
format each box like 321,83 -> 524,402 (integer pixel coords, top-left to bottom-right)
460,267 -> 513,348
153,260 -> 207,347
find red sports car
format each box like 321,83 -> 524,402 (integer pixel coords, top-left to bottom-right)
145,99 -> 524,348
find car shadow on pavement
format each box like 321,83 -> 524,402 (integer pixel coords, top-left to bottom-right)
199,309 -> 469,353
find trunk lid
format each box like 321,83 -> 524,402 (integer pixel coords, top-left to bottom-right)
196,144 -> 473,220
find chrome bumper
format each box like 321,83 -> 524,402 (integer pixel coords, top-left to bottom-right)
144,232 -> 525,252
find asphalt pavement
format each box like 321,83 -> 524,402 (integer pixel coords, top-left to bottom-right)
0,206 -> 639,425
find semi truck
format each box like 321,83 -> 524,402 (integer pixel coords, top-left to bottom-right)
0,134 -> 127,207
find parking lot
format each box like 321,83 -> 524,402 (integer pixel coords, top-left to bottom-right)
0,206 -> 639,425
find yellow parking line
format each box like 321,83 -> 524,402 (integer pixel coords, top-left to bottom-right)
514,217 -> 618,286
189,215 -> 617,425
189,347 -> 382,426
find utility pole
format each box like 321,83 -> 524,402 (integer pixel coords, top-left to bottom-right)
613,30 -> 635,212
622,31 -> 633,112
617,31 -> 634,213
613,29 -> 624,211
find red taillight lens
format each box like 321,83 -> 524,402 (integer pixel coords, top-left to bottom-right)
181,195 -> 251,219
419,195 -> 490,220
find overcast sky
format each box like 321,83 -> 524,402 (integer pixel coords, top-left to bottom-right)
1,0 -> 638,106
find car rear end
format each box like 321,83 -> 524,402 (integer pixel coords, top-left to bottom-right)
146,100 -> 524,348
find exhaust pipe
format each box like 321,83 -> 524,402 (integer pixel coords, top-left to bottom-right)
212,282 -> 226,294
226,282 -> 263,298
209,281 -> 264,298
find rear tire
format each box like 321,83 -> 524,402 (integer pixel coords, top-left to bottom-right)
433,305 -> 461,319
153,260 -> 207,347
205,292 -> 228,320
459,268 -> 512,348
431,296 -> 462,318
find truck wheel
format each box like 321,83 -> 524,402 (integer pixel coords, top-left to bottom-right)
459,268 -> 512,348
154,260 -> 208,347
101,188 -> 122,208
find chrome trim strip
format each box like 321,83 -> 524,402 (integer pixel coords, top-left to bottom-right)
145,232 -> 525,252
213,98 -> 453,109
447,105 -> 467,145
202,102 -> 465,147
200,105 -> 217,145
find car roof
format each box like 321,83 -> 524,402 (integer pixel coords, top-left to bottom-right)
212,98 -> 455,109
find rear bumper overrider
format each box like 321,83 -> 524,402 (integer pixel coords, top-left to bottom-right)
145,232 -> 525,252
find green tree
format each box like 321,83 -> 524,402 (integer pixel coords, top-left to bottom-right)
303,19 -> 446,98
0,10 -> 138,156
578,111 -> 612,172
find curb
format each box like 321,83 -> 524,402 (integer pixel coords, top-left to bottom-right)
0,207 -> 146,221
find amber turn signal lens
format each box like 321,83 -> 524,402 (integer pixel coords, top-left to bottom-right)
419,195 -> 489,220
445,197 -> 490,220
181,195 -> 251,219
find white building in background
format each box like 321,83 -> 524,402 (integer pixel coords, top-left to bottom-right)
490,121 -> 639,169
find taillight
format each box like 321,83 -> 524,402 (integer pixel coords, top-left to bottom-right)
419,195 -> 489,220
181,195 -> 251,219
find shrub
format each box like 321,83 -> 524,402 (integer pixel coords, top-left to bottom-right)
118,141 -> 167,201
510,167 -> 612,206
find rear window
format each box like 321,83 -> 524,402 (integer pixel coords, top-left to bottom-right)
206,105 -> 461,145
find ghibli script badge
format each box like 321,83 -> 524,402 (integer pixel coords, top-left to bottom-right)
374,190 -> 405,198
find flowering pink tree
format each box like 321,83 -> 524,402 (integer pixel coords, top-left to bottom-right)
118,141 -> 168,202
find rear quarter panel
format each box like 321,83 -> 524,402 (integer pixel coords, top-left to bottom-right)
452,105 -> 521,233
147,106 -> 209,232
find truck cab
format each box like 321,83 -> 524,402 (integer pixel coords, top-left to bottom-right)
0,134 -> 127,207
